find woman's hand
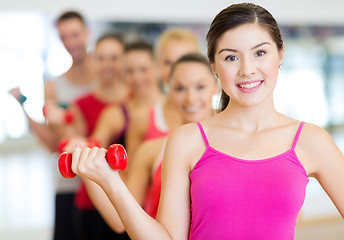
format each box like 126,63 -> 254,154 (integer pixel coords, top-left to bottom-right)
71,146 -> 120,185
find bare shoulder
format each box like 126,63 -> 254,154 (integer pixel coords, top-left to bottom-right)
167,123 -> 204,149
139,137 -> 165,152
298,122 -> 334,149
296,122 -> 340,176
129,140 -> 158,172
128,104 -> 149,121
165,123 -> 206,171
136,138 -> 165,163
127,105 -> 150,133
102,105 -> 124,125
104,105 -> 123,116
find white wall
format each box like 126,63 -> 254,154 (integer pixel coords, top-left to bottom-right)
2,0 -> 344,25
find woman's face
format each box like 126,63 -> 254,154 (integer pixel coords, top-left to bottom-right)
57,18 -> 89,62
95,38 -> 124,86
124,50 -> 158,98
212,23 -> 284,108
158,39 -> 199,85
170,62 -> 218,124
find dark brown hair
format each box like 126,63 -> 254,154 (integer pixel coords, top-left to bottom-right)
169,53 -> 213,81
56,11 -> 85,26
96,32 -> 125,47
125,40 -> 154,57
206,3 -> 283,111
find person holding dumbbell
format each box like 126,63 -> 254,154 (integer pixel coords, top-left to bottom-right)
84,40 -> 165,153
10,11 -> 96,240
72,33 -> 130,240
58,33 -> 131,240
61,31 -> 202,237
67,3 -> 344,240
69,53 -> 219,233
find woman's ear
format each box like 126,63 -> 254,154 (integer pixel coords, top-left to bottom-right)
211,64 -> 217,77
279,47 -> 285,67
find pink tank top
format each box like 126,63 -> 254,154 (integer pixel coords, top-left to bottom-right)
143,161 -> 162,219
189,122 -> 309,240
143,103 -> 169,141
143,139 -> 166,219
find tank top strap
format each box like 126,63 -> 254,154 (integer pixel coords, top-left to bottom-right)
154,103 -> 169,132
113,105 -> 130,144
291,121 -> 305,150
196,122 -> 210,148
121,104 -> 130,124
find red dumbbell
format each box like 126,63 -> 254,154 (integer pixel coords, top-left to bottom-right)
64,110 -> 74,124
58,144 -> 128,178
57,138 -> 101,154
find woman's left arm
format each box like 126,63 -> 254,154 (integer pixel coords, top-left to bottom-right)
299,124 -> 344,218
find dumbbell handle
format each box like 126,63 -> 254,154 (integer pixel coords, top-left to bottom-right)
58,144 -> 128,178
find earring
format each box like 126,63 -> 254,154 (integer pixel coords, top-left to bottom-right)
214,73 -> 219,81
279,63 -> 283,69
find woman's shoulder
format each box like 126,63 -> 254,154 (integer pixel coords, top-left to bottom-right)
168,123 -> 203,143
138,137 -> 166,158
131,137 -> 166,170
100,105 -> 124,120
164,123 -> 207,168
298,121 -> 336,157
299,122 -> 332,145
296,121 -> 338,176
274,117 -> 332,150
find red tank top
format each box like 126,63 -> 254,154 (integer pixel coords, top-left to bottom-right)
75,93 -> 107,136
143,144 -> 165,219
74,93 -> 129,210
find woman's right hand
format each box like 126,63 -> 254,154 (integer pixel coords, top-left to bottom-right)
71,146 -> 121,186
61,136 -> 89,153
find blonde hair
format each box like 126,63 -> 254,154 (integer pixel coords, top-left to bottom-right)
155,28 -> 201,59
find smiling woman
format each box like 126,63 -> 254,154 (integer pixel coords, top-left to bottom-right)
212,23 -> 283,108
1,3 -> 344,240
67,3 -> 344,240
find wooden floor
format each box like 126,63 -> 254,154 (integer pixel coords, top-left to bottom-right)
295,218 -> 344,240
0,137 -> 343,240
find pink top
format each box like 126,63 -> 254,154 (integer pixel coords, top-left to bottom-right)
189,122 -> 309,240
143,139 -> 167,219
143,103 -> 169,141
143,161 -> 162,219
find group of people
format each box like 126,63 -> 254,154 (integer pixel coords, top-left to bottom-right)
11,3 -> 343,240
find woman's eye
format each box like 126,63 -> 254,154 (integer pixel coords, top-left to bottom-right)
197,85 -> 205,90
255,50 -> 266,57
225,55 -> 238,62
140,67 -> 147,73
175,86 -> 185,92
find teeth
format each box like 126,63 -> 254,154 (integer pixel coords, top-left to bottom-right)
238,81 -> 262,89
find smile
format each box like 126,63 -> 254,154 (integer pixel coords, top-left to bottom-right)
184,106 -> 201,113
237,81 -> 263,89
